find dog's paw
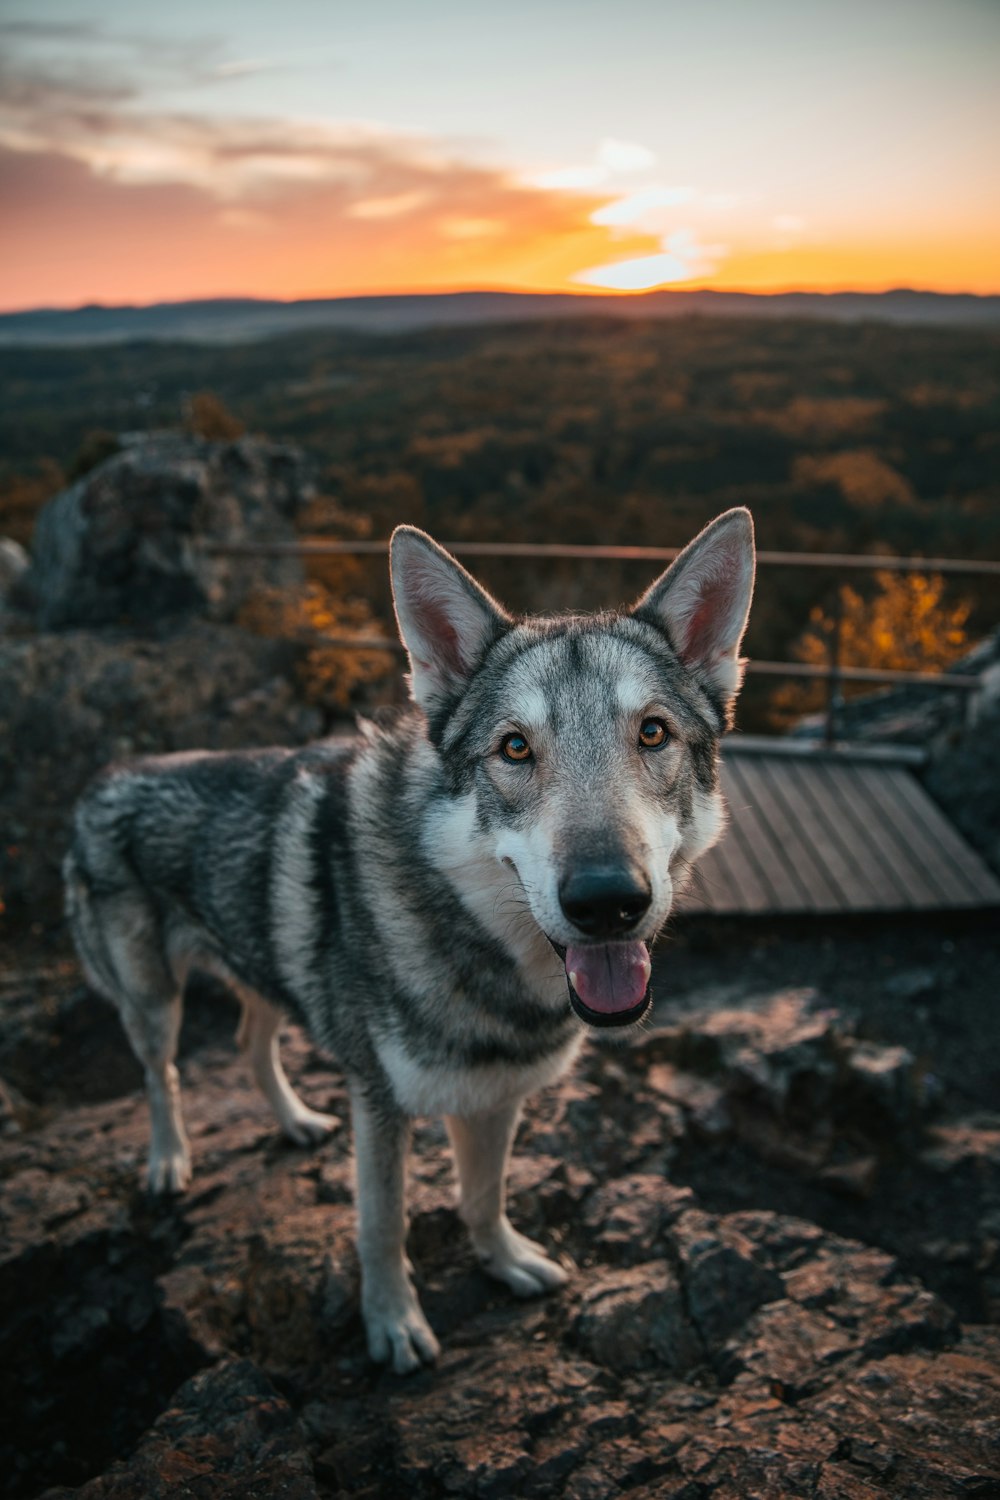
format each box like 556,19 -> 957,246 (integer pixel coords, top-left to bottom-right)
363,1287 -> 441,1375
147,1144 -> 192,1195
280,1104 -> 340,1147
471,1217 -> 571,1298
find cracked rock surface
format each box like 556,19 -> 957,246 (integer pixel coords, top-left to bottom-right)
1,930 -> 999,1499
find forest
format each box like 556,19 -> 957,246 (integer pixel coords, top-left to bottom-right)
2,313 -> 998,728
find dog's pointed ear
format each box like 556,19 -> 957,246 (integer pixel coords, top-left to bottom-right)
632,508 -> 755,713
390,526 -> 511,714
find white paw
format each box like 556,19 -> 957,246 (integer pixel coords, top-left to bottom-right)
281,1105 -> 340,1147
363,1285 -> 441,1375
147,1143 -> 192,1195
471,1218 -> 571,1298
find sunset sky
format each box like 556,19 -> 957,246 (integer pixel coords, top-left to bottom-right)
2,0 -> 999,311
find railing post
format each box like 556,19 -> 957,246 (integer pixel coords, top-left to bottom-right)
824,587 -> 844,748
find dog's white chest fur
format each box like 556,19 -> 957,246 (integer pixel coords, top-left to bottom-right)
374,1031 -> 583,1118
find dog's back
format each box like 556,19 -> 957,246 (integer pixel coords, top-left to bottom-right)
66,743 -> 351,1037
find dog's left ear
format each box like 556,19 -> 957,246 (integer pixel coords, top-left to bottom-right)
390,526 -> 511,714
632,507 -> 756,714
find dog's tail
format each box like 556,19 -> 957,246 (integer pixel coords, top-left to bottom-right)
63,843 -> 119,1004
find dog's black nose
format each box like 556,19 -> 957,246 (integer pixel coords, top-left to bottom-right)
559,865 -> 652,938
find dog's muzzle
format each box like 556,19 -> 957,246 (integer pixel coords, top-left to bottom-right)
549,937 -> 652,1029
554,862 -> 653,1027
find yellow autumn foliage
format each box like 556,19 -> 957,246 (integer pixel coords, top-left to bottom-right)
238,581 -> 396,712
801,571 -> 970,673
771,570 -> 972,727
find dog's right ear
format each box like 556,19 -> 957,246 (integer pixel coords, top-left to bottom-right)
390,527 -> 511,714
631,507 -> 755,717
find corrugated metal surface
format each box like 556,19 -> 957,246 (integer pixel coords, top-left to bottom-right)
678,739 -> 1000,915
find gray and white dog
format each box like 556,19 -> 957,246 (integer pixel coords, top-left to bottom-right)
65,508 -> 755,1373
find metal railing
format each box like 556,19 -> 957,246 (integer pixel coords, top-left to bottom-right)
206,538 -> 1000,576
205,538 -> 996,745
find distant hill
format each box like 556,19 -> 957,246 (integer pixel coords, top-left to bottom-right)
2,288 -> 999,346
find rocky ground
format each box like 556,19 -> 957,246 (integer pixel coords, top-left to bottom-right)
3,434 -> 999,1495
2,916 -> 998,1500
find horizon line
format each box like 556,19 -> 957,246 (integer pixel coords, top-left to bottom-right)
3,283 -> 1000,318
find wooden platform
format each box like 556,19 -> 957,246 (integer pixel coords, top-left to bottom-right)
678,738 -> 1000,916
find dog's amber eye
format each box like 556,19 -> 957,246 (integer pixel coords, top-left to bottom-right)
501,732 -> 532,762
638,718 -> 668,750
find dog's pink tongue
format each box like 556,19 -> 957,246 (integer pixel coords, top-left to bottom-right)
566,942 -> 651,1014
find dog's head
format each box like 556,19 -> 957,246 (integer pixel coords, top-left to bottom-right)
390,512 -> 755,1030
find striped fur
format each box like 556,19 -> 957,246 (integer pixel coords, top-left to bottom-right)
65,507 -> 754,1373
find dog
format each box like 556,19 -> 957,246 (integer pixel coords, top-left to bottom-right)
64,508 -> 755,1374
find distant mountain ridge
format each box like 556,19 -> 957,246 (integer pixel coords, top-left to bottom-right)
2,288 -> 999,346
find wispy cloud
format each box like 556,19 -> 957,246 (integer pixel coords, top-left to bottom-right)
575,228 -> 727,290
0,14 -> 282,114
1,29 -> 669,310
527,138 -> 730,289
528,137 -> 659,192
348,190 -> 430,220
0,19 -> 104,42
210,59 -> 276,80
0,77 -> 660,308
590,186 -> 695,227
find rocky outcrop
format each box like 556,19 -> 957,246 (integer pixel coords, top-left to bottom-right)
2,967 -> 997,1499
924,699 -> 1000,875
0,434 -> 335,923
790,628 -> 1000,751
0,537 -> 30,638
0,537 -> 28,606
0,626 -> 322,921
19,434 -> 309,629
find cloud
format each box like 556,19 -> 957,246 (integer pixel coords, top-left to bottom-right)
0,119 -> 663,308
0,39 -> 699,308
530,163 -> 608,191
523,137 -> 731,290
348,190 -> 429,220
590,186 -> 694,227
596,139 -> 657,174
0,19 -> 104,42
575,228 -> 727,290
0,57 -> 136,123
524,137 -> 728,288
0,15 -> 277,119
528,137 -> 659,192
210,59 -> 276,81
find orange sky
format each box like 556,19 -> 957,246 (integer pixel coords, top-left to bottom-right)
2,1 -> 999,310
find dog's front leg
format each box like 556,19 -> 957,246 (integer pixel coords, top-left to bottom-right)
350,1085 -> 440,1375
446,1101 -> 570,1297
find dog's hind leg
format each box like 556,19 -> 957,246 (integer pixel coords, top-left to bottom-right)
350,1085 -> 440,1375
446,1102 -> 570,1297
117,988 -> 192,1195
66,864 -> 192,1194
235,991 -> 338,1146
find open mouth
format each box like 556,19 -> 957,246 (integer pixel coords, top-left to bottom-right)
549,938 -> 652,1029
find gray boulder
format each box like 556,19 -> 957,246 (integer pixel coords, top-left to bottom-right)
0,537 -> 29,629
22,434 -> 310,629
0,538 -> 28,596
0,625 -> 322,920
